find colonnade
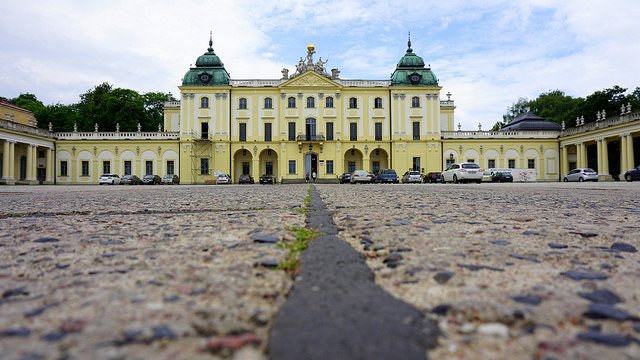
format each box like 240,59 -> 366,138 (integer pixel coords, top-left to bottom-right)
562,133 -> 636,178
1,139 -> 54,185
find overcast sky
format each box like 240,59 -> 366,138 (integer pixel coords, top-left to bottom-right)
1,0 -> 639,130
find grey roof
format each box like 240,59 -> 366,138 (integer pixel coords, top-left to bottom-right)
501,111 -> 562,131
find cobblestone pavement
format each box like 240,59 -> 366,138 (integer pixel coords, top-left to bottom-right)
0,185 -> 307,360
316,182 -> 640,360
1,183 -> 639,360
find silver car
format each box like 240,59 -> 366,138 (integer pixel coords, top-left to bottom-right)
350,170 -> 373,184
99,174 -> 120,185
563,168 -> 598,182
402,171 -> 423,183
441,162 -> 483,184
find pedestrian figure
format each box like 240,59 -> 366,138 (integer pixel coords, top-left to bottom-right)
312,171 -> 317,183
305,172 -> 310,183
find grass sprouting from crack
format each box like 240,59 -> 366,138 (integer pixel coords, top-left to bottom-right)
277,226 -> 317,273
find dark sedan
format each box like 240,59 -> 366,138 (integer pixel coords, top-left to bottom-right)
259,174 -> 276,184
492,171 -> 513,183
423,172 -> 442,183
239,174 -> 254,184
141,174 -> 161,185
373,169 -> 399,183
339,173 -> 352,184
624,165 -> 640,182
120,175 -> 141,185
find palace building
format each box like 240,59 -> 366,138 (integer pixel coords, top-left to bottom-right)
1,36 -> 639,185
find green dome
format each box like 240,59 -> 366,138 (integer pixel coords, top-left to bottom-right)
391,37 -> 438,86
182,35 -> 230,86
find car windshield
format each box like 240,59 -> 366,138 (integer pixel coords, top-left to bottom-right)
164,175 -> 172,178
462,163 -> 480,169
144,175 -> 154,179
584,168 -> 595,173
408,171 -> 420,175
382,170 -> 396,174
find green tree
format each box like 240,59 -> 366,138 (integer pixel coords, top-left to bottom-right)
142,91 -> 177,131
77,83 -> 146,132
495,97 -> 530,130
528,90 -> 583,127
36,103 -> 81,132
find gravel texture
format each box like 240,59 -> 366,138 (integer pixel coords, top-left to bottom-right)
0,185 -> 307,360
316,182 -> 640,360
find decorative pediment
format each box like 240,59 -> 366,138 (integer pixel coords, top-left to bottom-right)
280,71 -> 340,89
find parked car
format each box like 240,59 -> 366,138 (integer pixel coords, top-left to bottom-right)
216,173 -> 231,184
424,172 -> 442,183
624,165 -> 640,182
491,171 -> 513,183
350,170 -> 373,184
339,172 -> 352,184
161,174 -> 180,185
563,168 -> 598,182
141,174 -> 161,185
402,170 -> 423,183
373,169 -> 399,184
120,174 -> 141,185
441,162 -> 483,184
238,174 -> 254,184
99,174 -> 120,185
259,174 -> 276,184
481,170 -> 493,182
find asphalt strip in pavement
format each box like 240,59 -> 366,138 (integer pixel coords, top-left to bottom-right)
268,185 -> 439,360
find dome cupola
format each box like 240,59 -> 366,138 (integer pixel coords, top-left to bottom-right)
391,34 -> 438,86
182,32 -> 230,86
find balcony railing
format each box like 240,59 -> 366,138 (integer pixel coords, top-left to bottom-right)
441,130 -> 560,139
55,131 -> 180,140
296,134 -> 326,142
0,119 -> 55,138
338,80 -> 391,87
561,111 -> 640,136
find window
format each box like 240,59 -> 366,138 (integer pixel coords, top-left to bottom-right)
446,158 -> 455,167
326,160 -> 334,174
201,97 -> 209,108
145,161 -> 153,176
467,159 -> 475,163
411,96 -> 420,108
413,122 -> 420,140
374,97 -> 383,109
264,123 -> 272,142
201,122 -> 209,139
306,97 -> 315,108
325,96 -> 334,108
372,161 -> 380,174
488,159 -> 496,169
38,150 -> 45,158
289,160 -> 296,174
413,157 -> 421,172
375,122 -> 382,141
349,97 -> 358,108
103,161 -> 111,174
239,123 -> 246,142
60,161 -> 68,176
288,122 -> 296,141
528,159 -> 535,169
239,98 -> 247,109
242,162 -> 250,175
19,156 -> 26,180
81,161 -> 89,176
287,97 -> 296,108
326,122 -> 334,141
266,161 -> 273,175
124,161 -> 132,175
264,97 -> 273,109
347,161 -> 356,173
167,160 -> 175,175
508,159 -> 516,169
200,158 -> 209,175
349,122 -> 357,141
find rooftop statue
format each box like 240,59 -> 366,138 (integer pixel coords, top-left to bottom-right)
290,44 -> 330,78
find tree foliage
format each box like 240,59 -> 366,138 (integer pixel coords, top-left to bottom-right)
499,85 -> 640,129
7,83 -> 176,132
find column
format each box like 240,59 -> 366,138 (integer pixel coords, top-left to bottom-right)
576,143 -> 583,168
8,141 -> 15,182
46,148 -> 54,183
252,157 -> 260,183
596,139 -> 603,173
561,146 -> 569,176
601,138 -> 609,175
25,145 -> 33,182
620,135 -> 627,174
627,134 -> 636,170
2,140 -> 9,181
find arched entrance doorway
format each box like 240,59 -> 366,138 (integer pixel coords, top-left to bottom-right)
304,152 -> 318,178
259,149 -> 278,179
344,148 -> 364,173
233,148 -> 253,182
369,148 -> 389,174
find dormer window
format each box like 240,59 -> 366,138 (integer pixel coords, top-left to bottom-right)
239,98 -> 247,109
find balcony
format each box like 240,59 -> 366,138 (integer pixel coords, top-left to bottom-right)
296,134 -> 325,142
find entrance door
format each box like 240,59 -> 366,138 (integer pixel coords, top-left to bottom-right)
37,168 -> 45,183
304,153 -> 318,176
305,118 -> 316,141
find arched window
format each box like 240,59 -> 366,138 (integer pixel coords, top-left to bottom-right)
349,97 -> 358,109
374,97 -> 383,109
201,97 -> 209,108
264,97 -> 273,109
325,96 -> 334,108
411,96 -> 420,108
288,97 -> 296,108
306,97 -> 315,108
239,98 -> 248,109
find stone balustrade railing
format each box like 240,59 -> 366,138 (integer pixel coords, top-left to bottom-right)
561,111 -> 640,136
0,119 -> 54,138
55,131 -> 180,140
230,79 -> 283,87
442,130 -> 560,139
338,80 -> 391,87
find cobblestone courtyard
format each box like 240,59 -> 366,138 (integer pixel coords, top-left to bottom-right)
1,183 -> 639,359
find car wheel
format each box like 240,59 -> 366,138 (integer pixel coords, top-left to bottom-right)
563,178 -> 568,182
453,175 -> 458,184
626,174 -> 632,182
579,177 -> 584,182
